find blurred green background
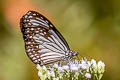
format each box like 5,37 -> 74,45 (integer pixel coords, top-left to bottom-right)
0,0 -> 120,80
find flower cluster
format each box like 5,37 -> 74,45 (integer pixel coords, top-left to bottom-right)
36,58 -> 105,80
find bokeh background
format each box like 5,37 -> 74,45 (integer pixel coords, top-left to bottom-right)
0,0 -> 120,80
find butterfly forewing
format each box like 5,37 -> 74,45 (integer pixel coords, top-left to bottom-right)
20,10 -> 74,65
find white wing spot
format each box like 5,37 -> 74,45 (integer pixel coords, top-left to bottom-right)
40,30 -> 43,32
40,17 -> 43,19
35,31 -> 39,33
33,51 -> 35,53
35,54 -> 37,56
24,15 -> 28,18
38,28 -> 40,30
27,11 -> 31,15
27,34 -> 30,37
33,13 -> 36,16
36,46 -> 39,48
34,60 -> 38,63
29,36 -> 32,38
38,59 -> 41,61
27,46 -> 30,48
36,56 -> 39,58
32,57 -> 36,60
44,32 -> 46,34
25,25 -> 28,27
50,24 -> 53,27
27,42 -> 31,44
27,49 -> 31,52
26,30 -> 30,33
28,52 -> 32,55
30,55 -> 34,58
31,28 -> 34,30
24,20 -> 26,22
28,16 -> 33,18
27,20 -> 29,22
28,23 -> 31,25
40,33 -> 44,36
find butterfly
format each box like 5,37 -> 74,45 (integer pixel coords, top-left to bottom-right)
20,10 -> 78,65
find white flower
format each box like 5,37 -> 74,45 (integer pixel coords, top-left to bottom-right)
62,65 -> 69,70
42,66 -> 47,70
70,64 -> 79,72
50,71 -> 55,77
81,64 -> 88,70
58,67 -> 64,73
80,58 -> 88,70
53,77 -> 59,80
38,71 -> 42,77
91,59 -> 97,66
36,64 -> 43,73
90,59 -> 98,73
47,71 -> 51,77
54,64 -> 58,68
97,61 -> 105,73
43,75 -> 47,79
87,61 -> 92,67
98,61 -> 105,67
38,71 -> 46,80
81,58 -> 87,64
36,58 -> 105,80
36,64 -> 41,69
85,73 -> 91,79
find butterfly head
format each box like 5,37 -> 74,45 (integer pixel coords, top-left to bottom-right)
68,50 -> 78,59
71,50 -> 78,56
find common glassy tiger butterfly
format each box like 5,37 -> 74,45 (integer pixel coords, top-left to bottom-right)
20,10 -> 78,65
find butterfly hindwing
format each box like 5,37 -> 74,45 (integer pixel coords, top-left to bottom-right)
20,10 -> 71,65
